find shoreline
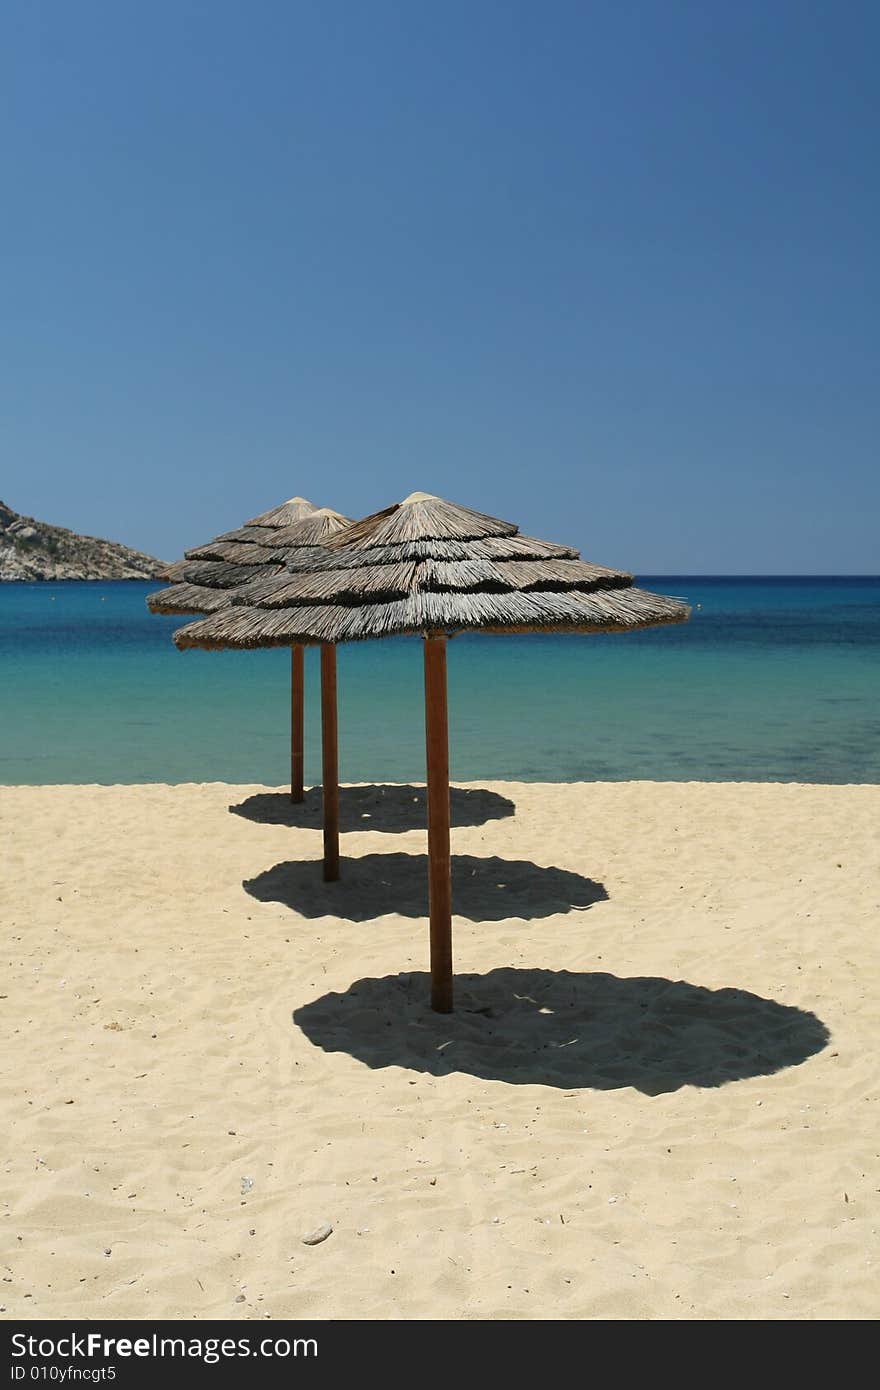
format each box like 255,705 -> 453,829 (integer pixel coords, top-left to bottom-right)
3,776 -> 879,788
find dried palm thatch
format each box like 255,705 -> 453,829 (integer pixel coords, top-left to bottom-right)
173,492 -> 689,647
148,498 -> 351,616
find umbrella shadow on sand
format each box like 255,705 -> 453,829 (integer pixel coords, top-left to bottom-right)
293,968 -> 830,1095
230,785 -> 516,834
244,853 -> 607,922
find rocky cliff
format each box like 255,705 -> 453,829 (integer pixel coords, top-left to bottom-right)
0,500 -> 165,581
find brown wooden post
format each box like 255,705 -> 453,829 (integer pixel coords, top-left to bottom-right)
290,644 -> 304,803
423,633 -> 453,1012
320,643 -> 339,882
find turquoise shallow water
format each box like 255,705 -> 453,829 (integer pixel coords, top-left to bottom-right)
0,578 -> 878,785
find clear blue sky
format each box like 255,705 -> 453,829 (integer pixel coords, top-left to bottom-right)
3,1 -> 878,572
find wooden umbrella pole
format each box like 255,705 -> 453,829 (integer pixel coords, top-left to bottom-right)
423,633 -> 453,1012
320,643 -> 340,882
290,644 -> 305,803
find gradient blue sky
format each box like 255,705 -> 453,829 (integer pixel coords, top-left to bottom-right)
3,1 -> 878,571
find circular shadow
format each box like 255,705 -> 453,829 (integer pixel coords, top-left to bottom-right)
245,854 -> 607,921
230,785 -> 515,833
293,968 -> 829,1094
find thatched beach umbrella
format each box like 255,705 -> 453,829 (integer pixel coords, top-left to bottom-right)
172,492 -> 689,1012
147,498 -> 351,865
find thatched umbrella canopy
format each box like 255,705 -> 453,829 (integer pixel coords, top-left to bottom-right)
147,498 -> 351,850
173,492 -> 689,1011
148,496 -> 349,618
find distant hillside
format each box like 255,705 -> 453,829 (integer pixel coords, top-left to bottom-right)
0,500 -> 165,581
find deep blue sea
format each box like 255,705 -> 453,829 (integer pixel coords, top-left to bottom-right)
0,578 -> 877,785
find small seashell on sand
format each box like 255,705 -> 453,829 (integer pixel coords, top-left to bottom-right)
302,1222 -> 333,1246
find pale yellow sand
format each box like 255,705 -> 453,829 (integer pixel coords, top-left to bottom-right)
1,781 -> 878,1321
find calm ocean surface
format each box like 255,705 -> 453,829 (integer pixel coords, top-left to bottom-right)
0,578 -> 877,785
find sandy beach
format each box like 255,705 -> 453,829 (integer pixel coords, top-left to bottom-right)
1,779 -> 878,1320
